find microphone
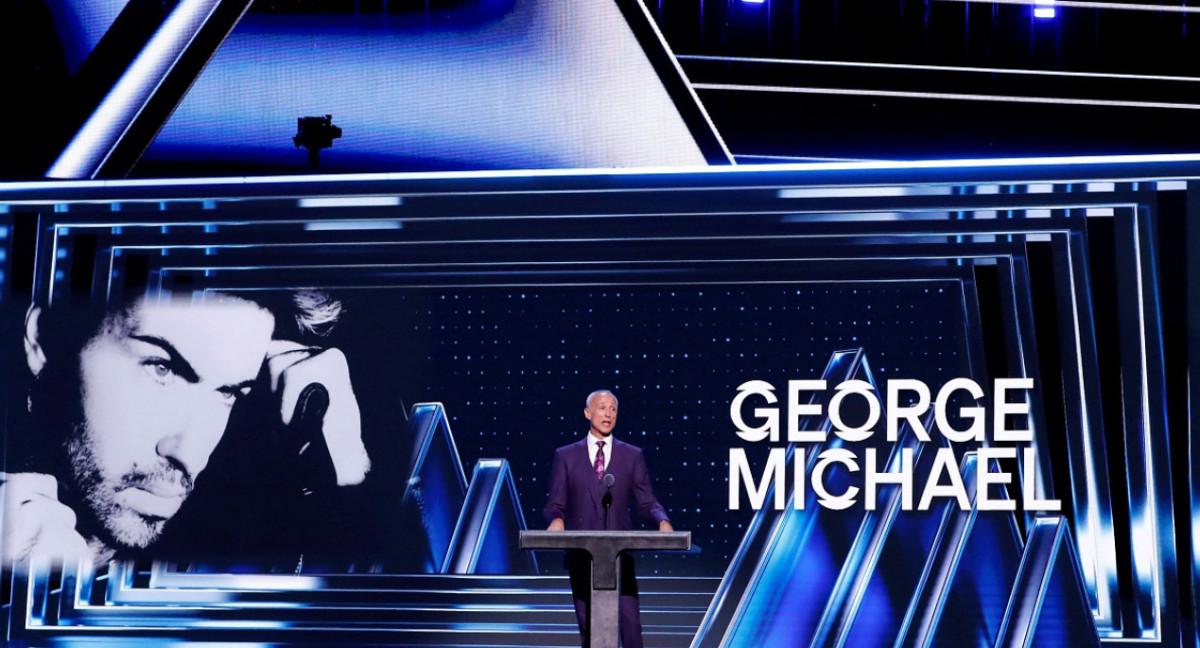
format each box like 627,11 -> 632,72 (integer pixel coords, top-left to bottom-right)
602,473 -> 615,530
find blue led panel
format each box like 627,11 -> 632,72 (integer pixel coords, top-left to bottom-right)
400,403 -> 470,573
137,1 -> 727,174
445,459 -> 538,575
0,162 -> 1193,648
996,516 -> 1101,648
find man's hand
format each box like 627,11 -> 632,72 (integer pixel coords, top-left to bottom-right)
1,473 -> 93,566
659,520 -> 674,532
267,341 -> 370,486
547,518 -> 565,531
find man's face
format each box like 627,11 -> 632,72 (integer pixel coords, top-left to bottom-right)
584,394 -> 618,438
68,297 -> 274,550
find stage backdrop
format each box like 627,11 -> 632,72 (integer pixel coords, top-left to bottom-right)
1,158 -> 1197,648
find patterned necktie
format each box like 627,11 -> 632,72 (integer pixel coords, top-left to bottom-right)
594,440 -> 606,480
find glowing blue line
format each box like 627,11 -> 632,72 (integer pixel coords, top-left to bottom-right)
19,194 -> 1151,232
147,257 -> 1022,274
692,83 -> 1200,111
739,154 -> 886,163
1063,232 -> 1119,630
297,196 -> 402,208
45,198 -> 1113,228
303,220 -> 404,231
939,0 -> 1200,14
148,252 -> 1030,278
626,0 -> 734,164
105,242 -> 116,302
1129,210 -> 1163,638
47,226 -> 63,306
98,218 -> 1084,247
6,152 -> 1200,195
778,186 -> 953,198
677,55 -> 1200,84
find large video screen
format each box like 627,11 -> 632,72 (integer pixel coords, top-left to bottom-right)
1,161 -> 1193,647
6,1 -> 1199,647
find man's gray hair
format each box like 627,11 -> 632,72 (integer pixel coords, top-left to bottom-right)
586,389 -> 618,409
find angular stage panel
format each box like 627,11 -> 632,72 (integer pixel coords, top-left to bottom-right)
695,348 -> 879,648
994,516 -> 1101,648
399,402 -> 470,574
924,461 -> 1024,648
823,418 -> 944,648
444,458 -> 539,574
697,347 -> 1038,648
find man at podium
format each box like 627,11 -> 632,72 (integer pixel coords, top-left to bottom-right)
544,389 -> 673,648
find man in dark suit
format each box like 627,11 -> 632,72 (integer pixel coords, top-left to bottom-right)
544,390 -> 672,648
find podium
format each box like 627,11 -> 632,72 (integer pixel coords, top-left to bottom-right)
519,530 -> 691,648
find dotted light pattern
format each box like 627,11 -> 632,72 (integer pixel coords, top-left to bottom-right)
346,282 -> 968,575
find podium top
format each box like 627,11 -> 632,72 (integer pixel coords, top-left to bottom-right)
518,530 -> 691,552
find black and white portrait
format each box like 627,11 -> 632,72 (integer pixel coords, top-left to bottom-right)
2,289 -> 385,570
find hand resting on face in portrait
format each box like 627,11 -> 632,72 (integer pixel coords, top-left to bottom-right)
266,340 -> 371,489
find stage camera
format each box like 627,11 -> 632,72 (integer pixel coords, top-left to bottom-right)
293,114 -> 342,167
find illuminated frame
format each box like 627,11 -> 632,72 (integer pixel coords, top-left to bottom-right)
1,156 -> 1194,646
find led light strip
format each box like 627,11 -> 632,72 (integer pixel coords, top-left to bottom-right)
691,83 -> 1200,111
10,152 -> 1200,196
679,54 -> 1200,84
938,0 -> 1200,14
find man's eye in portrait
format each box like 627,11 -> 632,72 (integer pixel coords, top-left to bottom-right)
218,385 -> 253,405
142,359 -> 177,384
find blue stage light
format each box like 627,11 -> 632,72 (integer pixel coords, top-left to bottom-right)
1034,1 -> 1056,18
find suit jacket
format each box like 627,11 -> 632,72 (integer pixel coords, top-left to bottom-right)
544,437 -> 669,531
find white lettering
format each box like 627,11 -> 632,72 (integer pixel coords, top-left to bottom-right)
787,380 -> 827,443
935,378 -> 986,443
729,447 -> 786,510
731,380 -> 779,443
828,379 -> 880,442
864,447 -> 913,510
812,448 -> 860,510
993,378 -> 1034,442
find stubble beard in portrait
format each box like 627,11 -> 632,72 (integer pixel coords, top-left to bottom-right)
28,351 -> 191,557
64,426 -> 193,552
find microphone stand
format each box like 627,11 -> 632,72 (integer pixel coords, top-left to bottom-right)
602,473 -> 615,531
